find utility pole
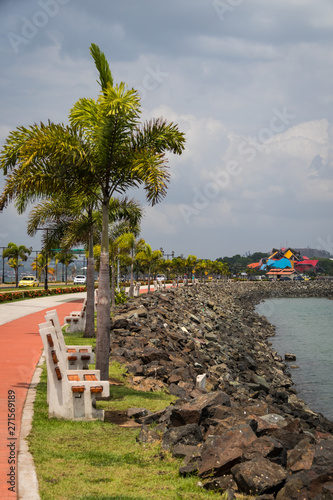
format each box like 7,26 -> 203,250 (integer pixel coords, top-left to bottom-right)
36,228 -> 51,290
0,247 -> 6,285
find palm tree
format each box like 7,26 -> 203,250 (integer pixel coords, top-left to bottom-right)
172,256 -> 186,287
31,252 -> 50,281
136,244 -> 163,293
0,44 -> 185,380
117,233 -> 145,297
185,254 -> 197,285
3,242 -> 31,287
57,250 -> 77,286
195,259 -> 208,283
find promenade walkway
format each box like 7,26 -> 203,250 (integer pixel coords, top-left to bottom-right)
0,293 -> 86,500
0,284 -> 177,498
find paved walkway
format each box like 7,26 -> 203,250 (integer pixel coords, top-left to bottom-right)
0,293 -> 86,499
0,285 -> 177,499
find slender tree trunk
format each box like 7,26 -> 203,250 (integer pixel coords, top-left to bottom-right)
129,260 -> 134,297
84,231 -> 95,338
148,265 -> 151,293
15,267 -> 19,288
111,259 -> 116,309
96,199 -> 111,382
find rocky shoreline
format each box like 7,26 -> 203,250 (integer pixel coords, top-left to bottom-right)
109,281 -> 333,499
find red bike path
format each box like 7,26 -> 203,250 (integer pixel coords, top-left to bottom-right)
0,297 -> 84,500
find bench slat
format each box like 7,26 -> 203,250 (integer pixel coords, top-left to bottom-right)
83,374 -> 98,381
51,350 -> 59,364
47,334 -> 54,347
71,386 -> 85,393
90,386 -> 103,393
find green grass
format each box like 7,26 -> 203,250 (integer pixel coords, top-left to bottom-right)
28,331 -> 254,500
29,367 -> 230,500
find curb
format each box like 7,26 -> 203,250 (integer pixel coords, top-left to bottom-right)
18,354 -> 44,500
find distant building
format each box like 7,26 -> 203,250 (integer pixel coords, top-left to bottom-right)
247,247 -> 322,275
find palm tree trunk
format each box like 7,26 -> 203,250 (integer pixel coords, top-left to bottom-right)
148,265 -> 151,293
84,231 -> 95,338
129,260 -> 134,297
96,198 -> 111,381
111,259 -> 116,309
15,267 -> 19,288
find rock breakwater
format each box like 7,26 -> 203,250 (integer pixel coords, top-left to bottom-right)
109,281 -> 333,499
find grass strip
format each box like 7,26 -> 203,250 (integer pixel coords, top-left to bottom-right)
28,333 -> 254,499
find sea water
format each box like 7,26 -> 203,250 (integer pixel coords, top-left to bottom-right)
255,297 -> 333,421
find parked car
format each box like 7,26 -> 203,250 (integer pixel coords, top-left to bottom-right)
18,276 -> 39,287
73,275 -> 87,285
156,274 -> 166,281
294,276 -> 304,281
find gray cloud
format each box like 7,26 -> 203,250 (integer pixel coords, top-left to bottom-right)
1,0 -> 333,258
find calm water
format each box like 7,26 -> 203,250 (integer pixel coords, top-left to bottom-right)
255,298 -> 333,421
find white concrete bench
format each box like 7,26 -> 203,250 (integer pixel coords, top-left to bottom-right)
133,282 -> 141,297
38,320 -> 109,421
64,298 -> 87,333
44,309 -> 94,370
153,280 -> 165,291
125,281 -> 141,297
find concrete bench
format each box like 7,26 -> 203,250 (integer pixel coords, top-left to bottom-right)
44,309 -> 94,370
64,299 -> 87,333
125,281 -> 141,297
38,320 -> 109,421
153,280 -> 165,291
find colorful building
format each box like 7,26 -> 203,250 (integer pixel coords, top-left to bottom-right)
247,247 -> 320,278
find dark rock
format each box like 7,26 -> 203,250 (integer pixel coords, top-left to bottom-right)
312,440 -> 333,475
231,457 -> 287,495
162,424 -> 203,450
136,425 -> 160,443
198,424 -> 257,478
287,438 -> 315,472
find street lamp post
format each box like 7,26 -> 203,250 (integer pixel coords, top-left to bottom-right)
159,247 -> 175,260
36,228 -> 51,290
0,247 -> 7,284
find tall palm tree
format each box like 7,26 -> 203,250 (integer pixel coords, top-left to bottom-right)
136,244 -> 163,293
3,242 -> 31,287
0,44 -> 185,380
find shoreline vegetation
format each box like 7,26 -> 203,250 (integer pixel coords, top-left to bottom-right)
30,281 -> 333,499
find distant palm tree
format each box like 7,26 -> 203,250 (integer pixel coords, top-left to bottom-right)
57,251 -> 77,286
185,254 -> 197,285
117,233 -> 145,297
136,244 -> 163,293
3,242 -> 31,287
172,256 -> 186,287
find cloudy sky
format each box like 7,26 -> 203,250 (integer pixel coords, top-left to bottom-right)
1,0 -> 333,259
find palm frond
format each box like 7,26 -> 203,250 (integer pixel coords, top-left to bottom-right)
90,43 -> 113,91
